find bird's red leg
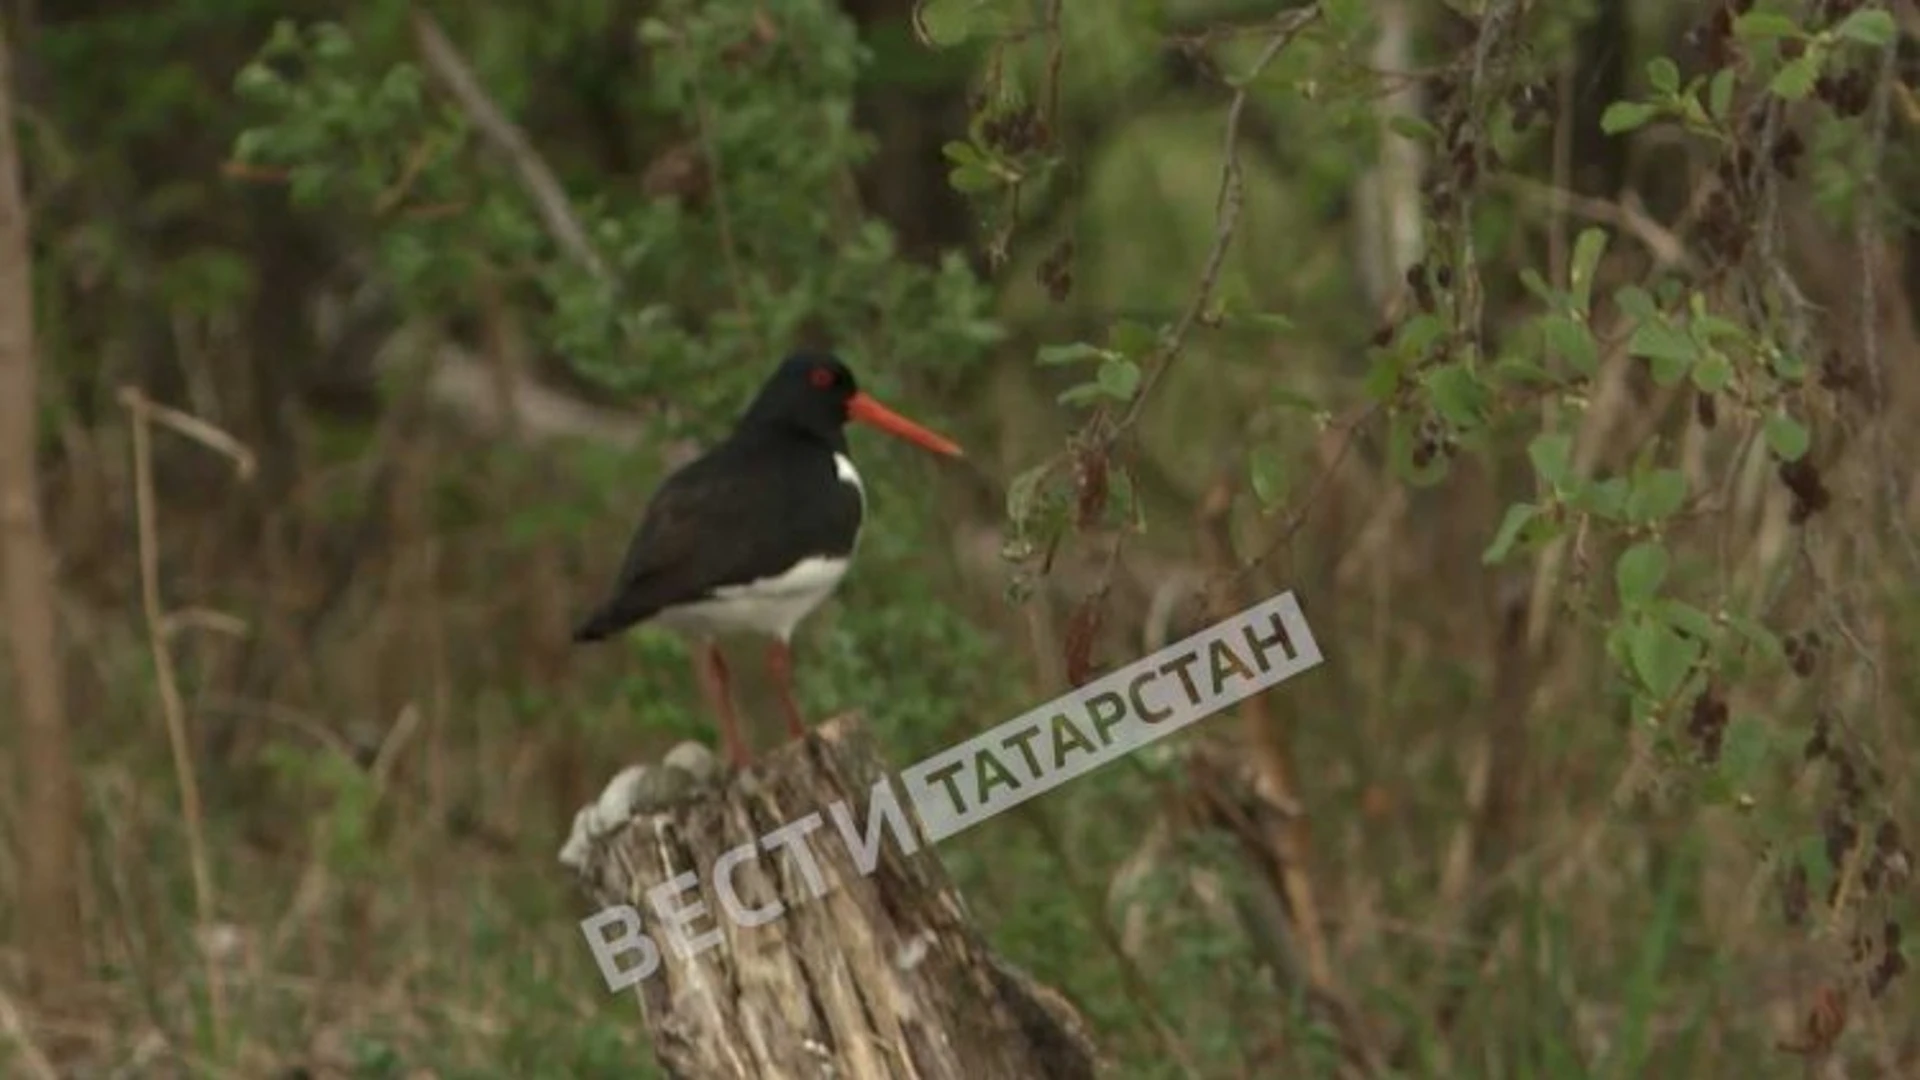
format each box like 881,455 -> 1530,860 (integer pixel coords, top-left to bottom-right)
767,639 -> 808,739
693,640 -> 750,767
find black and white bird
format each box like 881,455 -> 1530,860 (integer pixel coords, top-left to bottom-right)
571,353 -> 963,766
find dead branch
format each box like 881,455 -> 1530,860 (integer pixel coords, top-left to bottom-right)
0,18 -> 84,1004
409,9 -> 608,280
116,385 -> 257,1052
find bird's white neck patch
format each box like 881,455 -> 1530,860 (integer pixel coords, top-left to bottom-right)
833,452 -> 864,500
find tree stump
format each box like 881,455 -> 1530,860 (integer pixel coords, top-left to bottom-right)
559,714 -> 1105,1080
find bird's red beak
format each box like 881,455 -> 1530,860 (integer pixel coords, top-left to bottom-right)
847,392 -> 964,458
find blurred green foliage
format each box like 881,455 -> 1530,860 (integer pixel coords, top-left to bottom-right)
12,0 -> 1920,1076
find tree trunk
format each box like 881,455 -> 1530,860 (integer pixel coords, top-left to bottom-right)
561,715 -> 1105,1080
0,19 -> 85,998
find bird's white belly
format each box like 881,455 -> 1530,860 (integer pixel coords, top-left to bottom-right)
653,554 -> 850,641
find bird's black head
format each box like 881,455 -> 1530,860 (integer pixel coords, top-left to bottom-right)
737,352 -> 963,458
738,353 -> 858,443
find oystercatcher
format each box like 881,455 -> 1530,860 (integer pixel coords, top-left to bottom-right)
571,353 -> 963,767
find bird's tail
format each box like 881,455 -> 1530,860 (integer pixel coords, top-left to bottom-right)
571,595 -> 647,643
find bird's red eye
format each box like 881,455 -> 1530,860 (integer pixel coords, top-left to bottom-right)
809,367 -> 833,389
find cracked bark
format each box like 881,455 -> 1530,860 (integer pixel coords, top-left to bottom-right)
564,714 -> 1104,1079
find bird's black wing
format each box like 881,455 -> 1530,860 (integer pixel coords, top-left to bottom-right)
572,445 -> 857,641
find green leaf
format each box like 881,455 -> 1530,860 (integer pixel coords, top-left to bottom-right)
1097,357 -> 1142,399
1601,101 -> 1658,134
948,161 -> 1000,193
1764,413 -> 1810,461
1577,476 -> 1632,521
1006,462 -> 1055,525
1718,718 -> 1769,786
1529,432 -> 1575,489
1396,313 -> 1448,356
1570,228 -> 1610,315
1057,382 -> 1105,406
1708,68 -> 1738,120
1426,364 -> 1488,428
1628,318 -> 1697,364
1656,598 -> 1718,642
1688,302 -> 1744,342
1726,613 -> 1786,665
1615,285 -> 1659,321
1249,445 -> 1287,508
1240,311 -> 1296,332
1648,57 -> 1680,94
1363,350 -> 1405,401
1387,114 -> 1440,142
1109,319 -> 1160,357
913,0 -> 996,47
940,140 -> 983,166
1770,55 -> 1821,100
1541,313 -> 1599,375
1483,502 -> 1538,564
1519,267 -> 1562,308
1833,9 -> 1896,46
1733,11 -> 1805,39
1630,618 -> 1703,699
1629,318 -> 1698,384
1036,342 -> 1109,366
1690,352 -> 1732,392
1627,468 -> 1689,522
1268,387 -> 1322,414
1494,353 -> 1557,385
1616,541 -> 1670,606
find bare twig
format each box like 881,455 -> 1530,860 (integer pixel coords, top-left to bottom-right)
1195,471 -> 1387,1077
267,704 -> 423,961
409,10 -> 608,280
1016,808 -> 1207,1080
1853,42 -> 1920,578
0,982 -> 59,1080
1108,4 -> 1322,437
680,41 -> 755,345
1499,174 -> 1697,273
1241,402 -> 1381,578
132,397 -> 256,480
117,385 -> 255,1055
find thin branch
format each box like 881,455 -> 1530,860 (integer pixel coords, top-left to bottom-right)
130,396 -> 257,480
117,385 -> 254,1056
1853,40 -> 1920,578
0,982 -> 59,1080
1499,174 -> 1697,273
1014,806 -> 1208,1080
1108,4 -> 1322,438
409,9 -> 609,280
268,704 -> 423,962
680,36 -> 756,347
1241,402 -> 1381,578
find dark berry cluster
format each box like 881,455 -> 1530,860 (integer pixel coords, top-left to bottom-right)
1867,917 -> 1907,998
1688,685 -> 1731,762
1410,414 -> 1456,469
1783,629 -> 1823,677
1695,390 -> 1719,429
979,104 -> 1050,156
1815,69 -> 1875,117
1818,346 -> 1866,395
1037,237 -> 1073,303
1777,455 -> 1830,523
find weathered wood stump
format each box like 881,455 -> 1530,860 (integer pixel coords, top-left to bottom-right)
559,714 -> 1105,1080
